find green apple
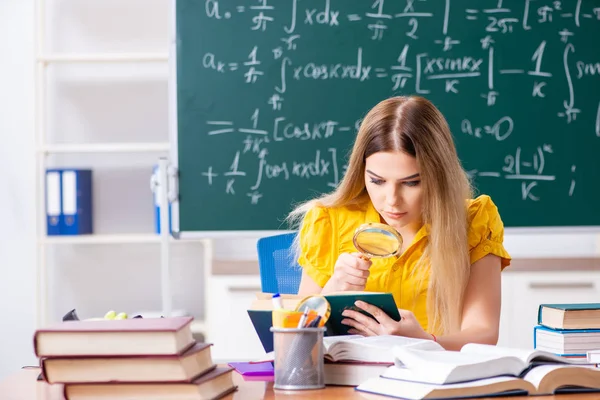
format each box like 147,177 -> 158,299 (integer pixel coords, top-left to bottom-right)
104,310 -> 117,320
115,312 -> 128,320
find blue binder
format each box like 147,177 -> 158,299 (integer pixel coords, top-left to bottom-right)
61,169 -> 93,235
45,169 -> 62,235
153,165 -> 172,234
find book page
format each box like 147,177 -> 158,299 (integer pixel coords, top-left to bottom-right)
522,363 -> 600,394
392,347 -> 526,384
461,343 -> 541,363
522,364 -> 564,389
357,375 -> 529,400
394,347 -> 509,368
461,343 -> 574,365
324,335 -> 442,363
323,335 -> 364,351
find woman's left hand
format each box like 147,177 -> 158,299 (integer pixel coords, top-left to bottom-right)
341,301 -> 431,340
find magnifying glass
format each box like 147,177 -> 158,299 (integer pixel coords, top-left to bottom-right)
294,295 -> 331,327
352,222 -> 403,259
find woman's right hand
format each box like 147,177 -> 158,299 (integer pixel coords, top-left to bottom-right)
322,253 -> 372,293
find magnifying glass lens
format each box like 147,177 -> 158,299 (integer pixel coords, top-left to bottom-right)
353,223 -> 403,258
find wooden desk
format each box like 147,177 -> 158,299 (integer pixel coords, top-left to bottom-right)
3,367 -> 600,400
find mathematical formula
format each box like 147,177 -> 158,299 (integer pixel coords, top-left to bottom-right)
188,0 -> 599,206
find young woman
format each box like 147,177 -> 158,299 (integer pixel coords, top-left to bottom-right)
287,96 -> 511,351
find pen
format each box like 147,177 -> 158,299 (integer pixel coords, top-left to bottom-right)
272,293 -> 283,310
297,307 -> 309,328
308,315 -> 322,328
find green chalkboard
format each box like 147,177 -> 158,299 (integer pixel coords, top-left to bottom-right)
172,0 -> 600,233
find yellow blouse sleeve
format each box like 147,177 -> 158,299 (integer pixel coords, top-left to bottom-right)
467,195 -> 512,270
297,206 -> 336,287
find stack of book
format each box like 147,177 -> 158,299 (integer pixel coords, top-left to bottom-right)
321,334 -> 443,386
355,343 -> 600,399
534,303 -> 600,358
33,316 -> 237,400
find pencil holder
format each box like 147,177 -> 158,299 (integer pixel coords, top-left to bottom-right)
270,327 -> 326,390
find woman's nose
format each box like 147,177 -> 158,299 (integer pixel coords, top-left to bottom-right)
386,188 -> 401,207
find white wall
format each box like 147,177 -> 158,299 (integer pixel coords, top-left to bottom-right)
0,0 -> 38,379
0,0 -> 599,382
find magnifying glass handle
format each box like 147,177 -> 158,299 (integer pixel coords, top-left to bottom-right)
357,254 -> 371,261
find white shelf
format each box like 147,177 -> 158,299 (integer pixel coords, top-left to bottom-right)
33,2 -> 184,330
39,142 -> 170,154
41,234 -> 211,245
42,234 -> 162,245
37,53 -> 169,63
190,320 -> 206,334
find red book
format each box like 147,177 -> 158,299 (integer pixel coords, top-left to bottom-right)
34,316 -> 195,357
41,342 -> 213,384
63,367 -> 237,400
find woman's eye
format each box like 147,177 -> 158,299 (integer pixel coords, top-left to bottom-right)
369,178 -> 384,185
403,180 -> 421,187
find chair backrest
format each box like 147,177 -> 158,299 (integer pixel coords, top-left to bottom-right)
256,232 -> 302,294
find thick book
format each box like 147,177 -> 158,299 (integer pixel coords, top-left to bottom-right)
63,366 -> 237,400
357,364 -> 600,399
247,291 -> 401,353
538,303 -> 600,330
321,335 -> 442,386
34,316 -> 195,357
324,361 -> 390,387
534,325 -> 600,356
386,343 -> 589,385
41,342 -> 214,384
322,335 -> 443,363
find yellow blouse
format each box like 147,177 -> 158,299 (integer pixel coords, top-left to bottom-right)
297,195 -> 512,331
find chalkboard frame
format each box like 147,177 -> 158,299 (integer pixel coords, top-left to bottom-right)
167,0 -> 600,238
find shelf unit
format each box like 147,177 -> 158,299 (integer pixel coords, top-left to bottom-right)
42,234 -> 192,245
38,53 -> 168,63
39,143 -> 171,153
33,0 -> 210,338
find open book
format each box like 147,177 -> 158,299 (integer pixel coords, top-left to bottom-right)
357,364 -> 600,399
257,334 -> 443,364
388,343 -> 589,385
323,335 -> 443,363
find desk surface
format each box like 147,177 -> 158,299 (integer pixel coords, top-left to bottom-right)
3,367 -> 600,400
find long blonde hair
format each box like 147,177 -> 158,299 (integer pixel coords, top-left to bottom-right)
287,96 -> 473,335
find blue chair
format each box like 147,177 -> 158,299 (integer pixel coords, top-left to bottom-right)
257,232 -> 302,294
